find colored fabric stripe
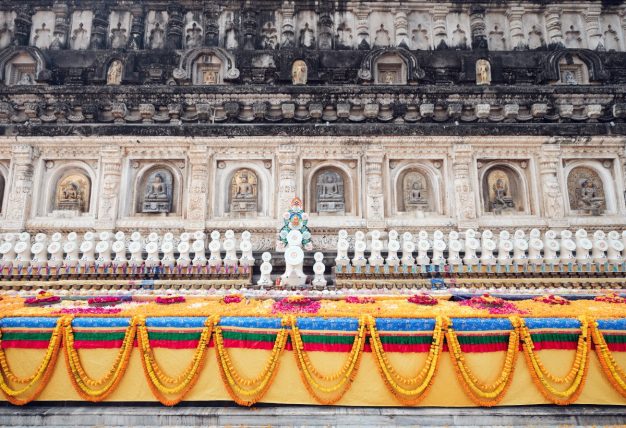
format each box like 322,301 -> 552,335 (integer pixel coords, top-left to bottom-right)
1,317 -> 59,328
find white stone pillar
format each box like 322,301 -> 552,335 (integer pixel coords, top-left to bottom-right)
545,6 -> 564,47
4,145 -> 34,231
452,144 -> 477,228
365,144 -> 385,227
585,4 -> 603,50
506,6 -> 525,49
95,145 -> 122,230
539,144 -> 567,227
187,144 -> 209,229
432,5 -> 448,49
277,143 -> 297,215
355,5 -> 370,49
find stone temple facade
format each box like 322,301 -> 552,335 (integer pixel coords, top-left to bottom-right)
0,0 -> 625,251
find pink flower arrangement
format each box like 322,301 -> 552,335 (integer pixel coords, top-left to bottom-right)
155,295 -> 186,305
222,294 -> 243,304
459,294 -> 526,315
88,296 -> 122,306
407,294 -> 438,306
25,291 -> 61,306
533,294 -> 570,305
345,296 -> 376,304
53,307 -> 122,315
272,296 -> 321,314
595,293 -> 626,304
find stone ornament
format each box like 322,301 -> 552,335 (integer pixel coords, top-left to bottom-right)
230,169 -> 257,213
106,60 -> 123,85
55,173 -> 90,213
568,167 -> 605,216
316,170 -> 344,214
476,59 -> 491,85
291,59 -> 307,85
142,170 -> 172,214
487,168 -> 515,214
402,171 -> 428,212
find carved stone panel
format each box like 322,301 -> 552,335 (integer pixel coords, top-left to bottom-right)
30,11 -> 55,49
399,170 -> 429,212
230,168 -> 258,213
0,11 -> 16,50
316,170 -> 345,214
109,11 -> 131,49
69,11 -> 93,50
106,60 -> 123,85
141,169 -> 173,214
55,172 -> 90,213
567,166 -> 606,216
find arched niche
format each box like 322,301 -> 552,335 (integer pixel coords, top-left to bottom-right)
133,165 -> 181,216
52,168 -> 91,214
540,49 -> 608,84
374,53 -> 407,84
480,164 -> 528,215
358,47 -> 424,84
558,54 -> 589,85
172,48 -> 240,85
565,162 -> 615,216
106,59 -> 124,85
307,165 -> 353,216
392,164 -> 443,216
0,47 -> 48,86
214,161 -> 271,218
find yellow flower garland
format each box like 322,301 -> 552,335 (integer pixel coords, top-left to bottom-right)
445,317 -> 519,406
0,317 -> 64,405
368,315 -> 446,405
290,315 -> 366,404
63,316 -> 137,401
137,315 -> 213,405
214,316 -> 289,406
590,320 -> 626,398
519,317 -> 590,405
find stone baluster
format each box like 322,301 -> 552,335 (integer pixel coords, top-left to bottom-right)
0,236 -> 16,268
96,145 -> 122,230
192,231 -> 207,267
5,145 -> 34,231
129,5 -> 145,50
585,4 -> 603,50
463,229 -> 479,266
239,231 -> 254,268
506,5 -> 525,50
90,5 -> 109,49
208,231 -> 222,269
13,238 -> 29,268
223,230 -> 238,269
575,229 -> 592,263
312,252 -> 327,288
95,239 -> 112,265
469,5 -> 487,49
177,233 -> 191,267
608,239 -> 625,264
258,252 -> 273,287
161,239 -> 175,267
51,2 -> 69,50
497,232 -> 513,265
480,238 -> 497,266
47,240 -> 63,269
63,232 -> 80,268
14,5 -> 32,46
432,5 -> 448,49
401,232 -> 415,267
545,6 -> 564,47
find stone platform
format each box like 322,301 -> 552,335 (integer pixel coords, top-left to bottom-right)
1,404 -> 625,427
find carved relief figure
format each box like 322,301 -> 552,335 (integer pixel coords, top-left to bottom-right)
186,22 -> 203,49
335,22 -> 353,48
0,22 -> 13,50
488,25 -> 505,50
299,23 -> 315,48
149,22 -> 165,49
291,60 -> 307,85
374,24 -> 390,47
71,22 -> 89,50
192,54 -> 223,85
106,60 -> 123,85
230,169 -> 258,213
33,23 -> 52,49
225,20 -> 238,49
411,24 -> 429,50
55,173 -> 90,213
565,25 -> 582,49
603,25 -> 620,51
487,169 -> 515,214
543,174 -> 565,219
527,25 -> 544,49
110,22 -> 128,49
476,59 -> 491,85
261,22 -> 278,49
5,52 -> 37,86
568,167 -> 606,216
141,169 -> 173,214
452,24 -> 467,48
316,170 -> 345,214
402,171 -> 429,212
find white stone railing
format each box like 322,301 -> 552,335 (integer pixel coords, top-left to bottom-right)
335,228 -> 626,270
0,230 -> 256,273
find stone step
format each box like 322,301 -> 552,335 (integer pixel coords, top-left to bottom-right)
1,404 -> 626,427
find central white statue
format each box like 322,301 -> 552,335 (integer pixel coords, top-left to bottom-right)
281,229 -> 307,286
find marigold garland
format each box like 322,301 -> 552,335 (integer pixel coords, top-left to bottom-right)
63,316 -> 137,402
289,315 -> 366,404
446,317 -> 520,406
368,315 -> 446,405
214,316 -> 288,406
590,320 -> 626,399
137,315 -> 213,406
0,317 -> 64,405
519,317 -> 590,405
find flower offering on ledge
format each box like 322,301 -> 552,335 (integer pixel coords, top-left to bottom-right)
53,307 -> 122,315
155,295 -> 186,305
272,296 -> 321,314
88,296 -> 123,306
459,293 -> 526,315
24,290 -> 61,306
407,294 -> 438,306
222,294 -> 243,304
595,293 -> 626,304
345,296 -> 376,304
533,294 -> 570,305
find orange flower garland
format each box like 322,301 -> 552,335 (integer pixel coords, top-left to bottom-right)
446,317 -> 520,406
519,317 -> 590,405
590,320 -> 626,398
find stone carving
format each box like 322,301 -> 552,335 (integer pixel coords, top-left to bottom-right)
487,169 -> 515,214
452,24 -> 467,48
149,22 -> 165,49
230,168 -> 257,213
476,59 -> 491,85
141,169 -> 173,214
106,60 -> 123,85
488,24 -> 505,50
70,22 -> 89,50
543,174 -> 564,218
565,25 -> 582,49
402,171 -> 429,211
33,23 -> 52,49
336,22 -> 353,49
55,173 -> 90,212
374,24 -> 390,47
316,170 -> 345,214
603,25 -> 620,51
568,167 -> 605,215
261,22 -> 278,49
192,54 -> 222,85
300,23 -> 315,48
224,20 -> 238,50
110,22 -> 128,49
4,51 -> 37,86
185,22 -> 203,49
0,21 -> 13,50
411,24 -> 429,50
291,60 -> 307,85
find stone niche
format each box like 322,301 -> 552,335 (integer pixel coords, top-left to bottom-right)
478,160 -> 531,216
389,160 -> 444,217
108,10 -> 132,49
194,53 -> 224,85
214,160 -> 272,218
38,161 -> 95,218
128,161 -> 183,217
564,160 -> 616,216
3,51 -> 37,86
144,10 -> 169,50
69,11 -> 93,50
304,160 -> 358,216
557,55 -> 590,85
375,53 -> 407,85
30,11 -> 55,49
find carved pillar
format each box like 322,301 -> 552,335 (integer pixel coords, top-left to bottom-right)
432,5 -> 448,49
281,1 -> 295,48
452,144 -> 477,227
365,145 -> 385,227
539,144 -> 567,226
203,2 -> 220,47
469,5 -> 487,49
394,10 -> 409,48
318,6 -> 334,49
166,4 -> 185,49
242,8 -> 257,50
51,2 -> 69,50
95,145 -> 122,230
545,6 -> 563,47
506,6 -> 525,50
355,5 -> 370,49
13,6 -> 32,46
129,5 -> 144,50
277,144 -> 297,215
89,6 -> 109,50
187,145 -> 209,229
4,145 -> 34,231
584,4 -> 602,50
